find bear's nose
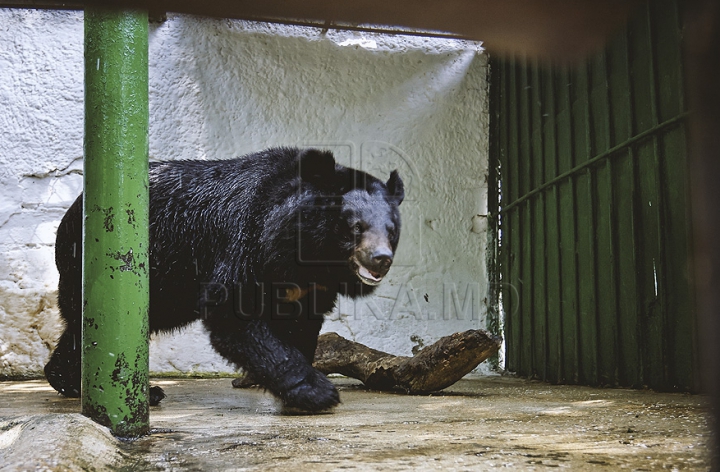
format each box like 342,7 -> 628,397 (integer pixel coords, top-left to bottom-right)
372,248 -> 393,271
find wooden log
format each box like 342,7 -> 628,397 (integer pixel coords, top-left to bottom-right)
233,330 -> 502,393
314,330 -> 501,393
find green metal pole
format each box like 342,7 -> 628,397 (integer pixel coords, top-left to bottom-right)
82,7 -> 150,438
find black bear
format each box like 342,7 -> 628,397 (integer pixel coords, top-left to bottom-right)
45,147 -> 403,412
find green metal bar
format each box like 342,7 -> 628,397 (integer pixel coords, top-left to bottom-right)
571,63 -> 599,386
498,112 -> 688,215
556,65 -> 579,383
542,64 -> 563,383
82,7 -> 150,438
591,50 -> 619,386
629,1 -> 666,389
606,27 -> 635,386
653,0 -> 684,123
652,0 -> 697,391
530,58 -> 547,381
612,28 -> 643,388
519,56 -> 533,376
646,0 -> 670,389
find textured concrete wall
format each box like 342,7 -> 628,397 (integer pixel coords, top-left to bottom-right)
0,10 -> 490,377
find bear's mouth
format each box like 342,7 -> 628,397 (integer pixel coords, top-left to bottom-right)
350,257 -> 385,286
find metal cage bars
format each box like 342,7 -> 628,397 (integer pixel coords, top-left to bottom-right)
488,0 -> 698,391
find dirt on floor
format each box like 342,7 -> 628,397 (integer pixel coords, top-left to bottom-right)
0,375 -> 712,471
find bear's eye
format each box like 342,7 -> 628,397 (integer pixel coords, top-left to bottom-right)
352,223 -> 363,234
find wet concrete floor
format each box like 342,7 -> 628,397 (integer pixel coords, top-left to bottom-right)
0,375 -> 712,470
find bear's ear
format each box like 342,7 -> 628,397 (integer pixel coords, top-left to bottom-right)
298,149 -> 336,185
386,170 -> 404,206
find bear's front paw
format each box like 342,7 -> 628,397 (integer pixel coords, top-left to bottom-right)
281,369 -> 340,413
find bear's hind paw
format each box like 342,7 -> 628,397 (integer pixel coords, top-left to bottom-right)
149,385 -> 166,406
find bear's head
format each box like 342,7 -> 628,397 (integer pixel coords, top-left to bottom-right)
296,149 -> 404,288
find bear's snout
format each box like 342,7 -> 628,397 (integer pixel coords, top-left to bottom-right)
372,247 -> 393,272
351,238 -> 395,286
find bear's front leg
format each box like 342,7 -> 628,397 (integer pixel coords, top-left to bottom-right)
207,319 -> 340,412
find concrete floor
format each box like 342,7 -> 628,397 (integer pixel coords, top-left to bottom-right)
0,375 -> 712,471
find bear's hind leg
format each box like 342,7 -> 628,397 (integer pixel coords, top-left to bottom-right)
45,325 -> 166,405
207,320 -> 339,412
44,325 -> 81,397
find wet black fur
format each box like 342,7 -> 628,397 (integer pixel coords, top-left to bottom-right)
45,148 -> 403,412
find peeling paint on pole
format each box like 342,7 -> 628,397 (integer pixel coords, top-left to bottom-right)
82,8 -> 149,437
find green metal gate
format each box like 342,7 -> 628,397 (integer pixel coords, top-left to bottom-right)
488,0 -> 698,391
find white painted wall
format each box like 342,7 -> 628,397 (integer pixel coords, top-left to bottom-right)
0,10 -> 490,377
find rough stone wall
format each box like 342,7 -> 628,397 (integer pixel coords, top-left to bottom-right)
0,11 -> 84,377
0,10 -> 490,377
